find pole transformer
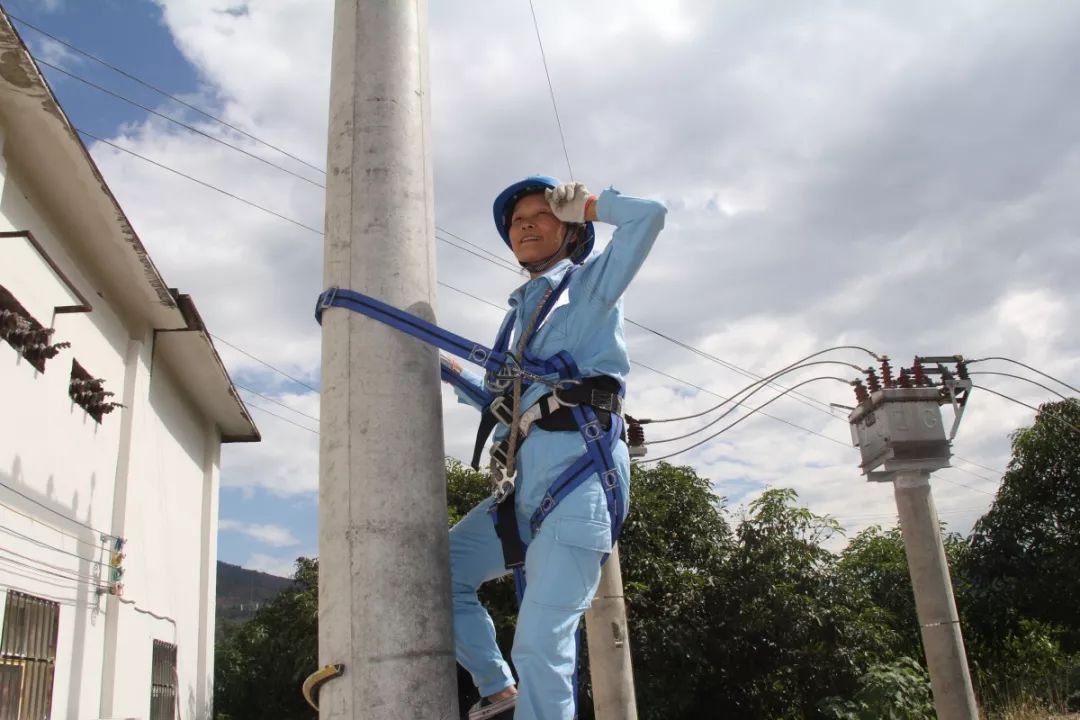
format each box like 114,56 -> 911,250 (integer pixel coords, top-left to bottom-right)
848,358 -> 979,720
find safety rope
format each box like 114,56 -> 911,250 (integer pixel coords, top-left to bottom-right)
501,285 -> 556,480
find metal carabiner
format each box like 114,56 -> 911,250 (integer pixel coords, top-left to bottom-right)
492,467 -> 517,504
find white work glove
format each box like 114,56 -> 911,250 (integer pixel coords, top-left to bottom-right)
545,182 -> 593,223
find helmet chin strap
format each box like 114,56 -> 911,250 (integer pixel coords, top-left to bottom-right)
519,226 -> 580,274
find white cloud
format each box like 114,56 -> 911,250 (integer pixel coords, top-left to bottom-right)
245,552 -> 300,578
69,0 -> 1080,545
219,519 -> 300,547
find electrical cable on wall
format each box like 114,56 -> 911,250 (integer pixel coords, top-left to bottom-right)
0,480 -> 120,540
0,523 -> 110,567
0,498 -> 111,550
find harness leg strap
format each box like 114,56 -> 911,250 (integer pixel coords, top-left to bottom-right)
492,494 -> 526,570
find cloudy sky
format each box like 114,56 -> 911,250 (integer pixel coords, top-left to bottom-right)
11,0 -> 1078,575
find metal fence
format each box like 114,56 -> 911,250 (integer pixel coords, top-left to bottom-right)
0,591 -> 60,720
149,639 -> 177,720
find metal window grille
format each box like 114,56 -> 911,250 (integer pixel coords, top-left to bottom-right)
0,591 -> 60,720
149,640 -> 177,720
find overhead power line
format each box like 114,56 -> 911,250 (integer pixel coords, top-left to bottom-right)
642,376 -> 854,464
8,12 -> 325,173
211,334 -> 320,393
969,371 -> 1070,402
34,57 -> 324,188
37,21 -> 860,426
29,22 -> 1006,491
242,398 -> 320,435
234,381 -> 320,423
969,355 -> 1078,395
972,384 -> 1080,438
527,0 -> 574,180
76,128 -> 325,235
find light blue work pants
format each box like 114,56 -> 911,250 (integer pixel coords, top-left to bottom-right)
450,478 -> 616,720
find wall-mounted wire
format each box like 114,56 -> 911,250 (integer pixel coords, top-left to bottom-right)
0,480 -> 121,541
0,524 -> 110,568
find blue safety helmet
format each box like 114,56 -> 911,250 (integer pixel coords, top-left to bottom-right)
492,175 -> 595,264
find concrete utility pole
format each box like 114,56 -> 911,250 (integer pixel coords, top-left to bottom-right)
318,1 -> 457,718
585,545 -> 638,720
848,360 -> 979,720
893,470 -> 979,719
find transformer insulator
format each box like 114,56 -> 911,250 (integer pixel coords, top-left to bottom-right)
0,310 -> 18,334
866,370 -> 881,392
897,369 -> 913,388
853,380 -> 869,403
912,358 -> 928,387
956,360 -> 969,380
880,358 -> 894,388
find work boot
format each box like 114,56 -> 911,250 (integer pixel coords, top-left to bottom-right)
467,694 -> 515,720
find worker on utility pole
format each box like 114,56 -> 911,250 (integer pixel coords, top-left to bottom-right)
442,178 -> 666,720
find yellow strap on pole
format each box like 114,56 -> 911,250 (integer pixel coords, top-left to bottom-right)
302,664 -> 344,711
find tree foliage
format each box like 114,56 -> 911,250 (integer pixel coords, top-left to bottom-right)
214,557 -> 318,720
216,403 -> 1080,717
964,399 -> 1080,651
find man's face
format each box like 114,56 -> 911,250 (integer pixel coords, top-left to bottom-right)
508,192 -> 566,266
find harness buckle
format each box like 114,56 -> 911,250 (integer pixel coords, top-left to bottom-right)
468,345 -> 491,366
489,441 -> 508,468
488,397 -> 515,426
319,287 -> 339,310
601,468 -> 619,490
589,390 -> 623,414
582,420 -> 603,442
492,467 -> 517,504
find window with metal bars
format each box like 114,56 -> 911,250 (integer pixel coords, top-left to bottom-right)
0,591 -> 60,720
149,640 -> 177,720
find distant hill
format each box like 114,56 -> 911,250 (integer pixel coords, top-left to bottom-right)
216,561 -> 294,637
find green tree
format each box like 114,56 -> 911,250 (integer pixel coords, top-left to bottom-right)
820,657 -> 934,720
614,462 -> 733,720
699,488 -> 887,718
965,399 -> 1080,650
837,524 -> 970,665
214,557 -> 318,720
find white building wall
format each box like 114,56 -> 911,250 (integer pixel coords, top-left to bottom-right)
108,360 -> 213,720
0,130 -> 223,720
1,133 -> 124,720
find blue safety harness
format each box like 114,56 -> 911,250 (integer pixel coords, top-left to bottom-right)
316,276 -> 625,718
315,273 -> 625,578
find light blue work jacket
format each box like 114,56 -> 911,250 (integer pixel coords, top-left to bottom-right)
453,188 -> 667,531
